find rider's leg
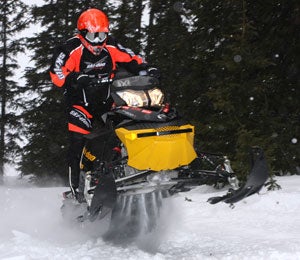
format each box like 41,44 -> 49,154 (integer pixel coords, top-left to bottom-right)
68,132 -> 85,195
67,105 -> 93,200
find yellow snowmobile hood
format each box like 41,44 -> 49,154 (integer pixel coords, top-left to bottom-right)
115,124 -> 197,171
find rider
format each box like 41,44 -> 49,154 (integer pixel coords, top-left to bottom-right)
49,8 -> 157,201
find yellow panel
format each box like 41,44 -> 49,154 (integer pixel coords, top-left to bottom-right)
115,124 -> 197,171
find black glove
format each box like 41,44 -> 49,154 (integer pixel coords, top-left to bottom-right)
76,74 -> 91,88
147,67 -> 160,79
66,72 -> 91,91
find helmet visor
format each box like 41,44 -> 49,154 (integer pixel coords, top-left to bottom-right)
86,32 -> 107,43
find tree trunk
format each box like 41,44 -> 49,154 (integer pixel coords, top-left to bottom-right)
0,2 -> 8,184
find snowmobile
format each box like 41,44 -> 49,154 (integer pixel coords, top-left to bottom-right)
61,74 -> 269,228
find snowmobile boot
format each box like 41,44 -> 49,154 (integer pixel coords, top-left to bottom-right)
63,189 -> 86,203
63,190 -> 74,200
64,169 -> 86,203
68,165 -> 86,203
75,191 -> 86,203
76,171 -> 86,203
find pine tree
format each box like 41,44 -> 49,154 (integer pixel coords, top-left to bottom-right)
111,0 -> 145,54
145,0 -> 193,108
190,0 -> 299,177
0,0 -> 29,183
248,1 -> 300,174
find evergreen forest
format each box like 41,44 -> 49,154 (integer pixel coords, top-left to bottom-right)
0,0 -> 299,185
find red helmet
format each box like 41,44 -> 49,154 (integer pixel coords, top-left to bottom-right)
77,9 -> 109,55
77,9 -> 109,33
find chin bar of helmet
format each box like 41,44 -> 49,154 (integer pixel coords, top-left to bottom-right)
78,34 -> 105,55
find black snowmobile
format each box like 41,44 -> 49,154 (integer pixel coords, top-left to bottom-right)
61,74 -> 269,230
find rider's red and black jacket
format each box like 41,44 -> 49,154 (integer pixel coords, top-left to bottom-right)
50,34 -> 145,88
49,34 -> 146,133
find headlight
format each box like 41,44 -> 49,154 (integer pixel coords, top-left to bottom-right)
116,88 -> 164,107
148,88 -> 164,106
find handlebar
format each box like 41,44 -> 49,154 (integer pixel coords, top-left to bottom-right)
89,76 -> 113,85
87,75 -> 159,90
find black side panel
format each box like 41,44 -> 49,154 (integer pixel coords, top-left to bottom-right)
81,129 -> 119,172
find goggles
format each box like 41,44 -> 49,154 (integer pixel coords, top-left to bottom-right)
85,32 -> 107,43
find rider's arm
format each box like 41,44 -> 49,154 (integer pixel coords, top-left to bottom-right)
105,36 -> 147,75
49,38 -> 81,88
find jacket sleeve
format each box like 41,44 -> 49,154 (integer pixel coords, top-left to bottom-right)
49,46 -> 77,88
106,37 -> 147,75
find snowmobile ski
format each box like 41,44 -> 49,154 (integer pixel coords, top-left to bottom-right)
207,147 -> 269,204
88,170 -> 117,221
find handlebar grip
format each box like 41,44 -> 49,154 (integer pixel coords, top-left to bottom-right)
90,77 -> 113,85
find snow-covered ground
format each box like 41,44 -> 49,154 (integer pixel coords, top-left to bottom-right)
0,175 -> 300,260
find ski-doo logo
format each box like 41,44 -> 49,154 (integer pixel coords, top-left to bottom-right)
54,52 -> 66,79
84,56 -> 107,72
70,110 -> 91,129
83,147 -> 96,162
